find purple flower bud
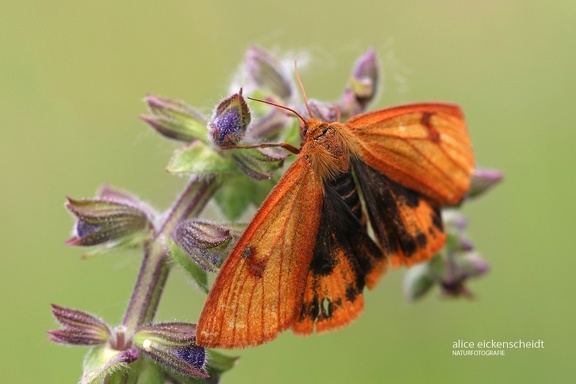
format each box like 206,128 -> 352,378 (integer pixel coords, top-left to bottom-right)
96,185 -> 156,220
440,251 -> 490,298
65,194 -> 153,247
307,99 -> 340,122
404,207 -> 491,300
48,304 -> 111,346
443,210 -> 474,252
141,95 -> 208,143
443,210 -> 468,231
172,219 -> 233,273
245,45 -> 292,100
209,91 -> 250,147
338,49 -> 380,118
133,322 -> 207,378
457,252 -> 490,278
468,168 -> 504,199
349,48 -> 379,107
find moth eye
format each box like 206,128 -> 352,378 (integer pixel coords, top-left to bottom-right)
301,126 -> 308,137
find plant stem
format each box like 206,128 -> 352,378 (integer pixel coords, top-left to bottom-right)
122,176 -> 220,334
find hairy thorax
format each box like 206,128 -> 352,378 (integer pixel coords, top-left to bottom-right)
302,119 -> 360,182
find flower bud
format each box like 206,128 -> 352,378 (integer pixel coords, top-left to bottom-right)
66,195 -> 153,247
48,304 -> 111,346
404,207 -> 491,300
209,91 -> 250,147
133,322 -> 207,378
443,210 -> 474,251
338,49 -> 380,118
307,99 -> 339,123
351,48 -> 379,103
440,250 -> 490,298
468,168 -> 504,199
172,220 -> 234,273
245,45 -> 292,100
141,95 -> 208,143
455,251 -> 490,278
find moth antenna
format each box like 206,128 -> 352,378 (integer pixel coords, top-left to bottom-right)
294,62 -> 314,118
246,96 -> 307,126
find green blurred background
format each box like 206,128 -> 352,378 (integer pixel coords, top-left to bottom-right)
2,1 -> 575,383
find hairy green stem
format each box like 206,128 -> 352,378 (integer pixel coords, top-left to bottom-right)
122,176 -> 220,334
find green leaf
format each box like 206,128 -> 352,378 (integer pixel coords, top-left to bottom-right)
214,172 -> 275,220
167,141 -> 236,175
168,238 -> 209,293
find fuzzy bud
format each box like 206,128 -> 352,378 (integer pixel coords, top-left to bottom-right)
172,220 -> 233,273
133,322 -> 207,378
65,195 -> 152,247
245,45 -> 292,100
141,95 -> 208,143
209,91 -> 250,147
351,48 -> 379,104
48,304 -> 111,346
468,168 -> 504,199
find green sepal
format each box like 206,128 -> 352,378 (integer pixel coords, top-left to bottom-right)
167,141 -> 236,175
167,238 -> 209,294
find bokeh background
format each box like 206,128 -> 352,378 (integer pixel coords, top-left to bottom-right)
2,1 -> 575,383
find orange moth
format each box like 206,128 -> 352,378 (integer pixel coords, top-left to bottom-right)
196,76 -> 474,349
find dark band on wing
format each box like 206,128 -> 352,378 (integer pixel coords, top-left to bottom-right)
298,174 -> 383,326
353,159 -> 442,258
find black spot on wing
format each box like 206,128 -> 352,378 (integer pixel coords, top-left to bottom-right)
298,295 -> 336,323
431,207 -> 443,231
416,232 -> 428,248
241,245 -> 267,278
345,285 -> 358,302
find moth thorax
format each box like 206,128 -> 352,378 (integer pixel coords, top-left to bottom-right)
306,122 -> 354,181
